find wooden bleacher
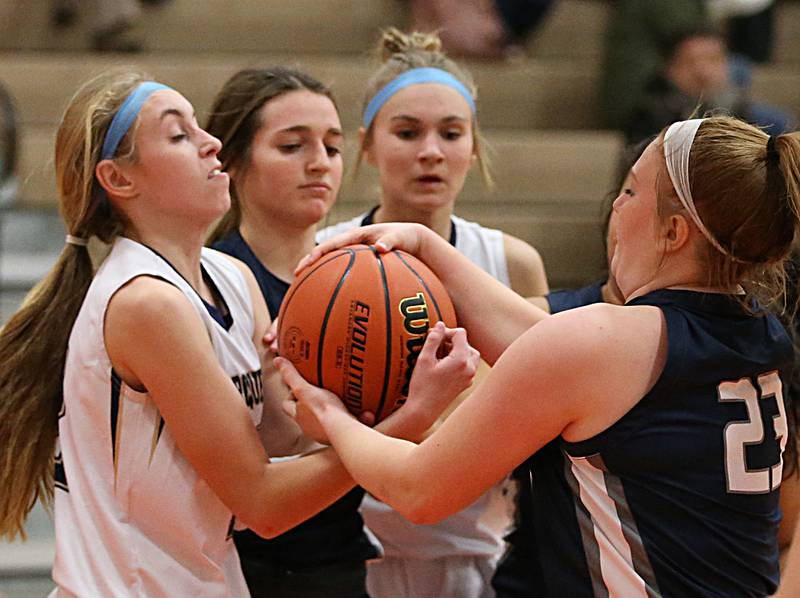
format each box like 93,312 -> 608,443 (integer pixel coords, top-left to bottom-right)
0,0 -> 797,288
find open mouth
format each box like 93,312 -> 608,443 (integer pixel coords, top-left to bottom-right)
208,168 -> 223,179
417,175 -> 444,184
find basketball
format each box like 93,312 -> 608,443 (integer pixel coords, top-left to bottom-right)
277,244 -> 457,422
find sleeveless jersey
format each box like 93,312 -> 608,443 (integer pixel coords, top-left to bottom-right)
213,230 -> 380,568
51,238 -> 263,597
318,210 -> 512,559
526,289 -> 792,597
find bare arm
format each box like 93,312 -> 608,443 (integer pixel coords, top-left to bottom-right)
280,303 -> 667,523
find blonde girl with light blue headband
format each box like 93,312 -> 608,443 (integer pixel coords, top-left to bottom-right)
318,28 -> 549,598
286,117 -> 800,597
0,68 -> 475,596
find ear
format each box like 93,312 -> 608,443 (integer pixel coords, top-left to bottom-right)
663,213 -> 692,253
95,159 -> 136,201
358,126 -> 376,166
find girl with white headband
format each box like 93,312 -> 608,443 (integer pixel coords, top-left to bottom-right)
0,68 -> 476,596
284,115 -> 800,596
318,28 -> 548,598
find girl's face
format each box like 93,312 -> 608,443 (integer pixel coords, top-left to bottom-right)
610,140 -> 665,299
364,83 -> 475,213
125,89 -> 230,225
236,90 -> 342,230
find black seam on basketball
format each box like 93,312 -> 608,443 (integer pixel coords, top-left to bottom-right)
393,251 -> 445,320
317,249 -> 357,387
277,249 -> 351,353
371,247 -> 393,422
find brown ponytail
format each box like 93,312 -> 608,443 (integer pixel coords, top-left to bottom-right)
0,68 -> 147,539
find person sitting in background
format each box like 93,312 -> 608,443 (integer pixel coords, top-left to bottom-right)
624,26 -> 795,146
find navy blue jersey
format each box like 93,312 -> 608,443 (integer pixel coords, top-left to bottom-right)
212,230 -> 377,569
546,281 -> 604,314
213,230 -> 290,321
527,289 -> 792,597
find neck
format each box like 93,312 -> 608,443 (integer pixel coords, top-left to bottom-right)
239,217 -> 317,282
374,202 -> 453,241
124,225 -> 205,289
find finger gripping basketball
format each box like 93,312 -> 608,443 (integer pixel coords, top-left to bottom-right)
277,245 -> 456,422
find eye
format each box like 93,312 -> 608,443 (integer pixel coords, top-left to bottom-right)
395,129 -> 418,140
623,188 -> 635,197
326,145 -> 341,157
170,133 -> 188,142
279,143 -> 301,153
442,129 -> 463,141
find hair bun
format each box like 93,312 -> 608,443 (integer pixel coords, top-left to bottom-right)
379,27 -> 443,62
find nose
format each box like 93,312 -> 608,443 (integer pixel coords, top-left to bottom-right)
418,132 -> 445,164
199,129 -> 222,157
307,140 -> 331,174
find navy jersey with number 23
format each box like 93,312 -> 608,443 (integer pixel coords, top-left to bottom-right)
527,289 -> 792,597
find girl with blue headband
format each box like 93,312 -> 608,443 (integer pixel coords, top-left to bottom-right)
0,68 -> 474,596
284,116 -> 800,597
318,27 -> 549,598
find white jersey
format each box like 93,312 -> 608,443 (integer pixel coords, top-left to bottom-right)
51,238 -> 262,597
318,213 -> 512,559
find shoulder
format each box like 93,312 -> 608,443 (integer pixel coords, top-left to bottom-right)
501,233 -> 548,296
521,303 -> 667,440
107,275 -> 200,333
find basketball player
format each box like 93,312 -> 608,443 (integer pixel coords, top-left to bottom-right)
0,69 -> 477,596
285,117 -> 800,595
204,66 -> 377,598
316,28 -> 548,598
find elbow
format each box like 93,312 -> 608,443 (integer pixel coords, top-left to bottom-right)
247,519 -> 287,540
396,494 -> 449,526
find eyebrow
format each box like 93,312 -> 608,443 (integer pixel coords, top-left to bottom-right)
159,108 -> 196,121
278,125 -> 343,137
390,115 -> 468,124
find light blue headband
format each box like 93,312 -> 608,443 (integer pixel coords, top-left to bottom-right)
101,81 -> 172,160
362,67 -> 476,129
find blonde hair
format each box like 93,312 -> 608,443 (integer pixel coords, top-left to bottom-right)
0,68 -> 147,540
357,27 -> 492,187
656,116 -> 800,308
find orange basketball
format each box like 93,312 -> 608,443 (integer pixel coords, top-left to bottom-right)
277,244 -> 457,422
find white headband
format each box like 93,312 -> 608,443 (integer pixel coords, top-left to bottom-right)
663,119 -> 733,258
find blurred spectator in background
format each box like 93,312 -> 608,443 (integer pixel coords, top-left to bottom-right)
600,0 -> 707,131
600,0 -> 783,132
624,26 -> 795,145
408,0 -> 555,58
51,0 -> 170,52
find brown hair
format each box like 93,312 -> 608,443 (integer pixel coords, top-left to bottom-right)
0,68 -> 147,540
205,66 -> 336,244
357,27 -> 492,187
656,116 -> 800,306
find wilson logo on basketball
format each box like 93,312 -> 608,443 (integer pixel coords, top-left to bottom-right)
399,292 -> 430,397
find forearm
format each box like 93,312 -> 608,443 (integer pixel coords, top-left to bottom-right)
322,407 -> 425,520
247,447 -> 355,538
417,229 -> 548,363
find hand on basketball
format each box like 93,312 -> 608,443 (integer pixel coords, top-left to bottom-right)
296,223 -> 431,273
274,356 -> 351,444
406,321 -> 480,427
